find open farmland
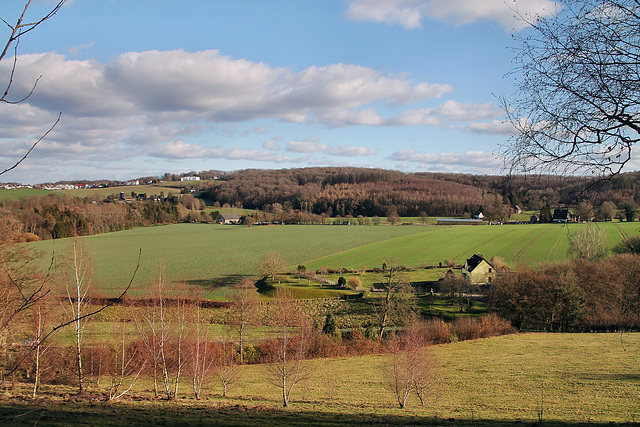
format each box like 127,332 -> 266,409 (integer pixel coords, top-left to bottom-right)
25,221 -> 639,298
305,221 -> 638,270
27,223 -> 424,297
1,333 -> 638,425
0,183 -> 188,201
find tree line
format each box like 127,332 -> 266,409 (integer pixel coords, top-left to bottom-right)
489,253 -> 640,332
201,167 -> 640,219
0,193 -> 213,243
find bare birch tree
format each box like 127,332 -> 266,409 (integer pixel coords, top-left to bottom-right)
191,301 -> 215,400
64,237 -> 92,395
266,287 -> 310,407
569,223 -> 607,260
230,279 -> 258,365
216,340 -> 240,397
108,324 -> 146,401
29,292 -> 55,398
134,268 -> 187,400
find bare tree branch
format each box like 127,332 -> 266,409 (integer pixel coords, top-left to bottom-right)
0,112 -> 61,177
503,0 -> 640,178
0,1 -> 67,176
0,248 -> 141,388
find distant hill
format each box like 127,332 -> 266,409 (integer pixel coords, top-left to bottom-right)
200,167 -> 640,218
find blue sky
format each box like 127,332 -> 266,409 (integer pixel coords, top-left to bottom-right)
0,0 -> 563,184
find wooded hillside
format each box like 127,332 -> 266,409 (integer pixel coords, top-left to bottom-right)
202,167 -> 640,217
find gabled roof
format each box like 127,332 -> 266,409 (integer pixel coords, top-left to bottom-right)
220,214 -> 240,220
552,209 -> 571,221
465,254 -> 492,272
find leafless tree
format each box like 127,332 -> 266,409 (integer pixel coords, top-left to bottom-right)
108,324 -> 146,401
190,301 -> 215,400
440,272 -> 474,312
377,259 -> 414,339
260,251 -> 286,282
216,340 -> 240,397
386,320 -> 434,409
0,245 -> 139,389
64,237 -> 92,394
503,0 -> 640,177
1,0 -> 65,176
134,267 -> 187,399
266,287 -> 310,407
569,223 -> 607,260
229,279 -> 258,365
29,292 -> 55,398
597,201 -> 618,221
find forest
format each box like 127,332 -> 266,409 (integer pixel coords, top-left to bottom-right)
202,167 -> 640,217
2,167 -> 639,243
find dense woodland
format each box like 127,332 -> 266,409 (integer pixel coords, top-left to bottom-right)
204,167 -> 640,217
2,167 -> 640,243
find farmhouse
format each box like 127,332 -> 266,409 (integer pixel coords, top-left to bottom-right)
217,214 -> 241,224
472,211 -> 484,219
552,209 -> 574,223
462,254 -> 496,285
436,218 -> 483,225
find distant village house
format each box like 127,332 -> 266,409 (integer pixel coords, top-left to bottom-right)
217,214 -> 241,224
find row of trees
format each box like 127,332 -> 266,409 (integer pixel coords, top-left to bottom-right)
0,194 -> 216,242
489,253 -> 640,332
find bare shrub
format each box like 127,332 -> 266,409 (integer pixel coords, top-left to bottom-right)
386,320 -> 436,409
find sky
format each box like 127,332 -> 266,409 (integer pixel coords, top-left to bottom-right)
0,0 -> 564,184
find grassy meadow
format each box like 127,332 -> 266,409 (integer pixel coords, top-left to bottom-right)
25,221 -> 639,298
2,333 -> 639,425
0,184 -> 184,201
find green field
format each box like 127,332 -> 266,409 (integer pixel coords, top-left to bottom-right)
305,221 -> 638,270
25,222 -> 639,297
2,333 -> 638,425
0,184 -> 184,201
28,223 -> 425,296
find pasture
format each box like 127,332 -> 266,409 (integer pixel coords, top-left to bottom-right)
25,221 -> 639,297
0,184 -> 183,201
2,333 -> 638,425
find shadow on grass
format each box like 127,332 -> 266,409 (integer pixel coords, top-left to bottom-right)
0,399 -> 633,427
186,274 -> 247,289
416,294 -> 487,320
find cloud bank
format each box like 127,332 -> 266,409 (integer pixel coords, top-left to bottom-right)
345,0 -> 559,30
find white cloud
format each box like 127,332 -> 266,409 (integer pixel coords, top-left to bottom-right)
388,149 -> 501,170
0,50 -> 453,142
150,140 -> 300,163
286,139 -> 376,157
287,139 -> 326,153
319,100 -> 502,128
327,145 -> 377,156
263,137 -> 282,151
0,48 -> 497,179
461,119 -> 514,135
345,0 -> 559,30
